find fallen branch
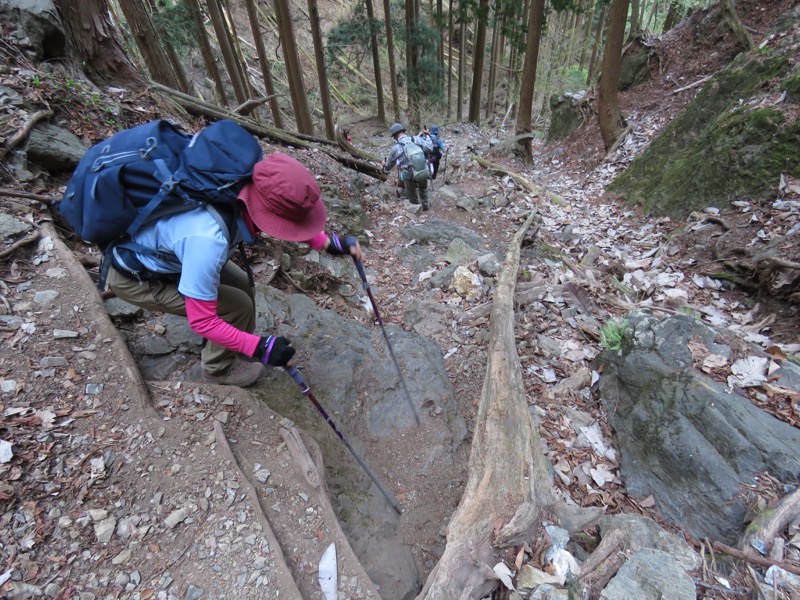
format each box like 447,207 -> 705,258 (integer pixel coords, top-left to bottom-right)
150,82 -> 385,181
0,230 -> 40,259
0,188 -> 54,205
669,75 -> 712,96
712,541 -> 800,577
0,108 -> 54,161
471,156 -> 566,205
739,486 -> 800,557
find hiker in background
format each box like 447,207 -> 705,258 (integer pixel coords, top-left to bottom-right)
427,125 -> 448,180
382,123 -> 433,211
106,154 -> 365,387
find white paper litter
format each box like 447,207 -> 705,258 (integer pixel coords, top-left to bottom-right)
493,562 -> 515,590
728,356 -> 768,388
0,440 -> 12,463
318,543 -> 337,600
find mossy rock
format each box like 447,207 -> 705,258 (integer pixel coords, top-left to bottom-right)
608,10 -> 800,218
619,46 -> 651,91
547,93 -> 586,142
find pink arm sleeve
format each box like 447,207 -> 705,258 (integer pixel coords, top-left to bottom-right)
307,231 -> 329,251
185,296 -> 261,358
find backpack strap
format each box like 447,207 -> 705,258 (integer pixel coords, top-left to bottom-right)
124,158 -> 184,237
206,204 -> 256,287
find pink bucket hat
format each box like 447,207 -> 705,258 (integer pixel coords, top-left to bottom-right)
238,154 -> 327,241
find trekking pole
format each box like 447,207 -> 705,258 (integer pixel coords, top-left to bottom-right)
284,366 -> 402,515
352,258 -> 420,425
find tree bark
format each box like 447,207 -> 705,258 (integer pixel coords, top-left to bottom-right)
578,0 -> 596,70
515,0 -> 545,162
364,0 -> 386,125
206,0 -> 249,104
244,0 -> 284,127
662,0 -> 679,32
467,0 -> 490,124
457,18 -> 466,121
417,210 -> 597,598
186,0 -> 229,106
484,8 -> 502,121
116,0 -> 183,90
720,0 -> 754,51
586,4 -> 606,85
447,0 -> 454,117
54,0 -> 145,88
308,0 -> 336,138
383,0 -> 402,122
598,0 -> 629,150
273,0 -> 315,133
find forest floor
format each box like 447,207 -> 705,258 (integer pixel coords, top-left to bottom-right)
1,0 -> 799,598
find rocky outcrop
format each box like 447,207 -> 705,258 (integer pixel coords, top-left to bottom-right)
608,7 -> 800,217
597,310 -> 800,543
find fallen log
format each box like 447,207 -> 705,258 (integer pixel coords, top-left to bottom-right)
739,486 -> 800,558
150,82 -> 386,181
418,211 -> 601,599
471,156 -> 566,206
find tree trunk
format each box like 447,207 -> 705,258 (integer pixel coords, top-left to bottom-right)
116,0 -> 183,90
244,0 -> 283,127
53,0 -> 146,89
662,0 -> 679,32
467,0 -> 490,124
383,0 -> 402,122
365,0 -> 386,125
514,0 -> 544,162
645,0 -> 660,31
308,0 -> 336,138
406,0 -> 420,125
416,209 -> 598,599
186,0 -> 229,106
447,0 -> 454,117
721,0 -> 754,51
457,18 -> 466,121
586,4 -> 606,85
206,0 -> 248,104
629,0 -> 641,39
274,0 -> 315,133
484,8 -> 502,121
598,0 -> 629,150
578,1 -> 596,70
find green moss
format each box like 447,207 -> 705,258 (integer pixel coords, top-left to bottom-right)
608,48 -> 799,218
785,73 -> 800,104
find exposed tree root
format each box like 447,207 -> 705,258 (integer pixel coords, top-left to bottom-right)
44,222 -> 159,417
738,486 -> 800,559
418,210 -> 601,599
472,156 -> 566,206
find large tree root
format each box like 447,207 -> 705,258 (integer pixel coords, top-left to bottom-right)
417,210 -> 601,599
44,223 -> 159,417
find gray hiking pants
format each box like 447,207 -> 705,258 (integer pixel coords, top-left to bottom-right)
404,175 -> 429,209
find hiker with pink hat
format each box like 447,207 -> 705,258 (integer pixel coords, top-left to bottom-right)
106,153 -> 364,387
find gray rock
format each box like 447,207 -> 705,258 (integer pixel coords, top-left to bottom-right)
600,549 -> 695,600
445,238 -> 479,266
163,313 -> 203,351
104,297 -> 144,319
142,335 -> 172,356
0,0 -> 66,61
477,253 -> 501,276
40,356 -> 68,368
430,264 -> 458,289
455,196 -> 477,211
400,216 -> 483,249
547,93 -> 587,142
26,122 -> 87,171
184,585 -> 205,600
33,289 -> 59,306
597,513 -> 700,571
0,212 -> 32,241
598,310 -> 800,542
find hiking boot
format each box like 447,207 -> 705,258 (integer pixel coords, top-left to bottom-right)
409,198 -> 420,205
421,205 -> 430,211
189,360 -> 264,387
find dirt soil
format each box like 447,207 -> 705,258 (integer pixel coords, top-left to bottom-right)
2,0 -> 800,598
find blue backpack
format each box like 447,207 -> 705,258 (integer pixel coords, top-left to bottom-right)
55,119 -> 263,288
56,118 -> 262,248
